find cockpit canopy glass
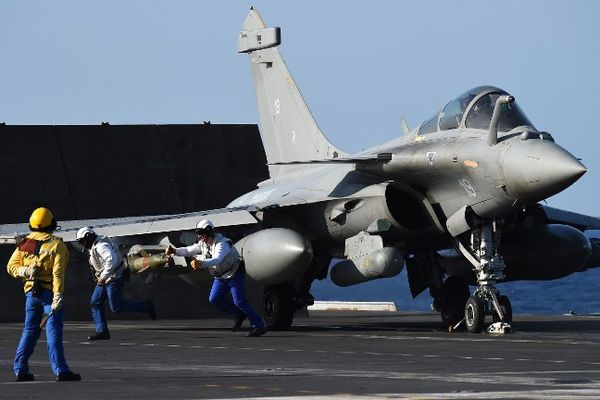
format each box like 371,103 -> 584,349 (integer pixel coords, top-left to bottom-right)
465,92 -> 534,132
438,88 -> 480,131
417,86 -> 535,135
418,111 -> 439,135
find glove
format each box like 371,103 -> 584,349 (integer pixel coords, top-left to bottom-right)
51,292 -> 64,312
164,245 -> 175,256
17,266 -> 37,279
190,259 -> 202,270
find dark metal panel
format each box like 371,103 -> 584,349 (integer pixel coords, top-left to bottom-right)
0,123 -> 269,322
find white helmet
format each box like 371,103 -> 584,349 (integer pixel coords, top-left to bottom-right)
76,226 -> 96,241
195,219 -> 214,234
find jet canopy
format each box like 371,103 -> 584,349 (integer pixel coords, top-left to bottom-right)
418,86 -> 534,135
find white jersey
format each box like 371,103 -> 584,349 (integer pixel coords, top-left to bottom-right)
89,236 -> 124,282
174,233 -> 240,279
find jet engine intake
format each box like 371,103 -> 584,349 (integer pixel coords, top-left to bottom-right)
323,183 -> 443,242
235,228 -> 313,285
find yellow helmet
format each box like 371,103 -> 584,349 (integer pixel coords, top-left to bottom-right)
29,207 -> 56,231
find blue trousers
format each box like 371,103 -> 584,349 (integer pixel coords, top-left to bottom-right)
209,271 -> 264,328
91,277 -> 148,333
14,289 -> 70,375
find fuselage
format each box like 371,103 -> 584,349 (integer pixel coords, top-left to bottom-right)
228,86 -> 586,257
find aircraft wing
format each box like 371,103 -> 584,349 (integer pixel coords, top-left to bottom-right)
269,153 -> 392,165
0,207 -> 260,245
539,205 -> 600,230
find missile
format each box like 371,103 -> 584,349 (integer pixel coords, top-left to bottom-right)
126,250 -> 170,274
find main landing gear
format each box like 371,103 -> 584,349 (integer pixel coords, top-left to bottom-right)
457,220 -> 513,334
263,256 -> 327,331
263,282 -> 316,330
264,283 -> 295,330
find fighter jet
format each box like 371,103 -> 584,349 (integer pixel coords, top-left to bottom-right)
2,7 -> 599,333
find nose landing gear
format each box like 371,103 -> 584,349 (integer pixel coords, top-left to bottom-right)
457,221 -> 514,334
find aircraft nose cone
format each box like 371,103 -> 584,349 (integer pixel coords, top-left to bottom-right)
503,140 -> 586,201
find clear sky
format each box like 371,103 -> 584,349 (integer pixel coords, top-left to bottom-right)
1,1 -> 599,217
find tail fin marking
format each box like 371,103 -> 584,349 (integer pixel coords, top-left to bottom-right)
240,8 -> 347,180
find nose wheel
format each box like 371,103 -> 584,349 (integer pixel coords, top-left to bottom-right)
464,295 -> 485,333
464,288 -> 513,333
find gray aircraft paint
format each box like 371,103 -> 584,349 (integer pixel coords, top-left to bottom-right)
238,8 -> 347,180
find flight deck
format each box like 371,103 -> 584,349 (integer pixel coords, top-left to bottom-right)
1,311 -> 600,399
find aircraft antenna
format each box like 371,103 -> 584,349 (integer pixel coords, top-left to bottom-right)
401,117 -> 410,135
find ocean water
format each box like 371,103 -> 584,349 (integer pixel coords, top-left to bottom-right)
312,267 -> 600,316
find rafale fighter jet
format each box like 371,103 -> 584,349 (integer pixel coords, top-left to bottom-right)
2,8 -> 600,333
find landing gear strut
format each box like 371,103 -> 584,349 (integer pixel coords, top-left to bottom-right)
457,220 -> 513,334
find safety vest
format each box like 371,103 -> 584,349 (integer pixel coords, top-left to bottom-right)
206,234 -> 240,280
6,231 -> 68,294
89,235 -> 125,281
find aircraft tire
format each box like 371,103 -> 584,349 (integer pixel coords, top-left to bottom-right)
263,283 -> 294,331
465,296 -> 485,333
492,295 -> 512,324
441,276 -> 470,329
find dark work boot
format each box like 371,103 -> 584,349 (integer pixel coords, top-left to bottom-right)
247,327 -> 267,337
147,300 -> 157,320
87,331 -> 110,341
15,372 -> 34,382
56,371 -> 81,381
231,315 -> 247,332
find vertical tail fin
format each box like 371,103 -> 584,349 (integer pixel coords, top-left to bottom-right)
238,8 -> 347,180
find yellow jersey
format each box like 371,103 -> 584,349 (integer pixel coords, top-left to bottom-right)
6,231 -> 69,294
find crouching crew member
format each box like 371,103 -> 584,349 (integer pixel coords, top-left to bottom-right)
76,227 -> 156,341
6,207 -> 81,382
165,219 -> 266,337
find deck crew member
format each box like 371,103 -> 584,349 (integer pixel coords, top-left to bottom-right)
7,207 -> 81,382
165,219 -> 266,337
76,227 -> 156,341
